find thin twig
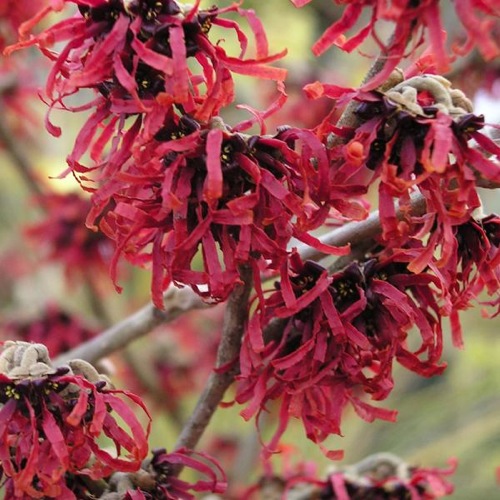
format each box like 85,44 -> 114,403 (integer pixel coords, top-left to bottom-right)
54,286 -> 207,366
173,265 -> 253,453
328,238 -> 376,274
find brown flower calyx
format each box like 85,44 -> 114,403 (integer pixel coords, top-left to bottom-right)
0,341 -> 55,379
100,469 -> 157,499
384,74 -> 473,118
0,341 -> 111,389
328,452 -> 410,485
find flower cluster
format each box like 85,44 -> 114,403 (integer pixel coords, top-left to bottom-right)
237,207 -> 500,452
291,0 -> 500,88
237,251 -> 447,456
5,0 -> 315,305
308,74 -> 500,272
0,341 -> 150,499
89,117 -> 343,305
2,305 -> 97,357
8,0 -> 286,175
25,192 -> 115,285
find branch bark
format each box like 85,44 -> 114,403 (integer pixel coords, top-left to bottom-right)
173,265 -> 253,452
54,286 -> 207,366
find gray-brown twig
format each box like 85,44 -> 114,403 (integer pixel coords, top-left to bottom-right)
173,265 -> 253,453
54,286 -> 207,366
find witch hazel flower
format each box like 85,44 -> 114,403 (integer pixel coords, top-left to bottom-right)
89,116 -> 344,306
291,0 -> 500,89
237,251 -> 447,457
2,304 -> 97,357
309,74 -> 500,271
421,213 -> 500,342
244,452 -> 455,499
25,192 -> 115,285
103,447 -> 226,499
0,341 -> 151,499
7,0 -> 286,181
318,453 -> 456,500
